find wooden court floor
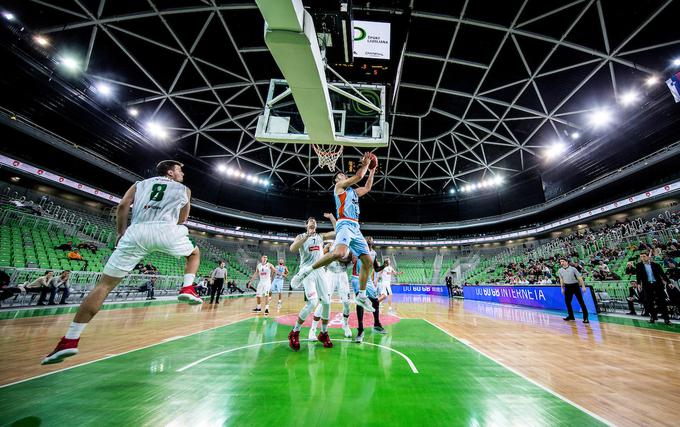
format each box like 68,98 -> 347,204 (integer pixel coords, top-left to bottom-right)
0,294 -> 678,426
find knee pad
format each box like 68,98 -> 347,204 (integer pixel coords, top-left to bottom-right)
299,297 -> 318,320
321,302 -> 331,320
342,301 -> 350,317
313,302 -> 323,319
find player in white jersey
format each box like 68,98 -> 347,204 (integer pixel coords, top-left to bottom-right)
248,255 -> 277,315
378,258 -> 403,312
271,259 -> 289,310
42,160 -> 202,365
309,242 -> 353,339
287,213 -> 336,351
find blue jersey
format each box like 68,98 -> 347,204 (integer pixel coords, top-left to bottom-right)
274,265 -> 286,280
335,187 -> 360,222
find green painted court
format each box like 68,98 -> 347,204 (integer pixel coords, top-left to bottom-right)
0,317 -> 605,426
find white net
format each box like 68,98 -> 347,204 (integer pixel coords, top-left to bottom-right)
312,144 -> 343,171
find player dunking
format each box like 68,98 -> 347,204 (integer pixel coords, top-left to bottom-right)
287,214 -> 336,351
249,255 -> 277,315
271,258 -> 289,310
41,160 -> 203,365
290,152 -> 376,313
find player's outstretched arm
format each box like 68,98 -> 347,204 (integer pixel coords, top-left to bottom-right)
289,233 -> 309,253
115,184 -> 136,244
178,188 -> 192,224
335,153 -> 370,192
374,258 -> 386,273
355,166 -> 375,197
320,213 -> 337,240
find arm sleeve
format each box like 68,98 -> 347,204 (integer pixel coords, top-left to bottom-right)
373,259 -> 386,273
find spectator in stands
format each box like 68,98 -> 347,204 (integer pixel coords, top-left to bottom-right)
55,241 -> 74,251
227,280 -> 244,294
0,270 -> 21,303
196,278 -> 209,296
24,271 -> 54,303
138,276 -> 156,300
625,261 -> 636,276
67,249 -> 89,269
37,270 -> 71,305
665,281 -> 680,308
635,253 -> 672,325
626,281 -> 644,316
667,262 -> 680,282
133,262 -> 144,274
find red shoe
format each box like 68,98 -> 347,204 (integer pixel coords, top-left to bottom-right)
317,331 -> 333,348
288,330 -> 300,351
177,286 -> 203,305
41,336 -> 79,365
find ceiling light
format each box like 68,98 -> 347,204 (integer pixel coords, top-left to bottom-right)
33,35 -> 49,46
239,172 -> 246,179
493,175 -> 503,185
95,82 -> 112,96
216,164 -> 227,173
128,107 -> 139,117
645,76 -> 659,86
620,90 -> 639,106
263,180 -> 270,187
449,188 -> 455,194
673,58 -> 680,66
146,122 -> 168,139
545,141 -> 567,160
60,56 -> 79,72
2,12 -> 14,21
570,132 -> 580,140
588,109 -> 613,128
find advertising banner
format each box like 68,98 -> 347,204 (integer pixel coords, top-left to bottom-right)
463,285 -> 598,313
353,20 -> 391,59
391,284 -> 449,296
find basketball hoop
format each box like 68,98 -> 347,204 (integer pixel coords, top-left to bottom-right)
312,144 -> 343,171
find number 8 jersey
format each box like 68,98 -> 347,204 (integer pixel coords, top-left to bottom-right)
131,177 -> 189,225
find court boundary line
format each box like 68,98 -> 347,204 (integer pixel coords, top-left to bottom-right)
0,316 -> 253,389
422,319 -> 613,427
177,339 -> 419,374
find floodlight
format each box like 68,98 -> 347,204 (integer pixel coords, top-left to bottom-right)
34,35 -> 49,46
60,56 -> 79,72
217,164 -> 227,173
128,107 -> 139,117
146,122 -> 168,139
588,109 -> 613,128
95,82 -> 112,96
620,90 -> 639,106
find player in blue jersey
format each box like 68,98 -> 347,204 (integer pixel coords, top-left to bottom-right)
291,153 -> 376,313
270,259 -> 289,310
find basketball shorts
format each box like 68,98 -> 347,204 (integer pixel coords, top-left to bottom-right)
302,269 -> 329,304
328,271 -> 351,303
333,220 -> 369,257
256,279 -> 272,297
380,283 -> 392,296
271,278 -> 284,293
103,223 -> 194,278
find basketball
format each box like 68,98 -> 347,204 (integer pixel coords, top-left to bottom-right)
368,153 -> 378,170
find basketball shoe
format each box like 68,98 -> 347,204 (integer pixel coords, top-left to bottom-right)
355,294 -> 375,313
317,331 -> 333,348
177,286 -> 202,305
288,330 -> 300,351
41,337 -> 79,365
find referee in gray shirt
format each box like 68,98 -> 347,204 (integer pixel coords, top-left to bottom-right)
209,261 -> 228,304
558,257 -> 589,323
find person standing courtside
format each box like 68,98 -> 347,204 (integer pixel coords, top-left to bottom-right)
209,261 -> 228,304
636,252 -> 672,325
557,257 -> 589,324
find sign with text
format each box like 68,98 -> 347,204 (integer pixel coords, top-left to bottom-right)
463,285 -> 598,313
391,284 -> 449,296
353,20 -> 391,60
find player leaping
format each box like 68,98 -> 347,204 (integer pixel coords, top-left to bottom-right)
290,152 -> 376,314
41,160 -> 203,365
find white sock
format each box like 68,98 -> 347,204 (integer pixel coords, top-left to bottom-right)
359,290 -> 366,298
310,320 -> 318,331
65,322 -> 87,339
256,304 -> 261,309
342,316 -> 348,327
265,304 -> 269,310
321,322 -> 328,333
183,274 -> 195,287
293,320 -> 303,332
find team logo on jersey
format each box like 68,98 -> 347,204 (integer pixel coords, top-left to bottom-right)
309,245 -> 320,251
